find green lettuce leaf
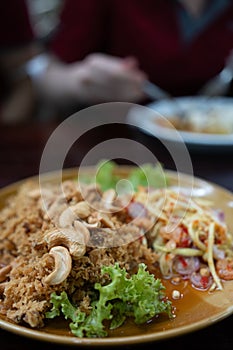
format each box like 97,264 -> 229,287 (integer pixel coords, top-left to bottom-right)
79,160 -> 168,192
95,159 -> 120,191
128,163 -> 167,190
46,263 -> 172,338
45,291 -> 86,324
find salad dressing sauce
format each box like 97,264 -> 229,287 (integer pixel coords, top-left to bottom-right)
38,278 -> 222,338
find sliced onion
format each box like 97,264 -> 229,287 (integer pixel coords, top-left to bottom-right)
213,245 -> 225,260
127,201 -> 148,219
212,209 -> 225,223
190,271 -> 213,290
173,256 -> 200,276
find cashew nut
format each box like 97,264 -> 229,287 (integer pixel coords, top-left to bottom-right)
72,201 -> 91,219
45,198 -> 67,223
73,220 -> 90,244
102,189 -> 116,209
59,202 -> 91,228
44,246 -> 72,285
44,222 -> 90,259
82,221 -> 100,228
97,212 -> 115,228
59,207 -> 77,227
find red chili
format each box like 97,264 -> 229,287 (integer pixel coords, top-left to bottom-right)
179,236 -> 190,248
178,226 -> 191,248
200,276 -> 209,289
179,256 -> 188,268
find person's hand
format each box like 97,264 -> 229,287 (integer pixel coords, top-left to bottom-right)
64,53 -> 147,103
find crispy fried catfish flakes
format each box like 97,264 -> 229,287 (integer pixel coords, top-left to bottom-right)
46,263 -> 173,338
0,175 -> 168,332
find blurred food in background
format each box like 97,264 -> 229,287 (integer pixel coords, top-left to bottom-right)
1,0 -> 233,124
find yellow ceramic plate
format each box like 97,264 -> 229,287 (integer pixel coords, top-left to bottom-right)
0,168 -> 233,346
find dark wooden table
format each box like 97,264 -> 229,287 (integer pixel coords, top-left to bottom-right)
0,119 -> 233,350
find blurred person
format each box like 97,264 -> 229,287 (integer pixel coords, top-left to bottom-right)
25,0 -> 233,117
0,0 -> 41,124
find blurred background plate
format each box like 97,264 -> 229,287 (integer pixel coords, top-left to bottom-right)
128,97 -> 233,152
